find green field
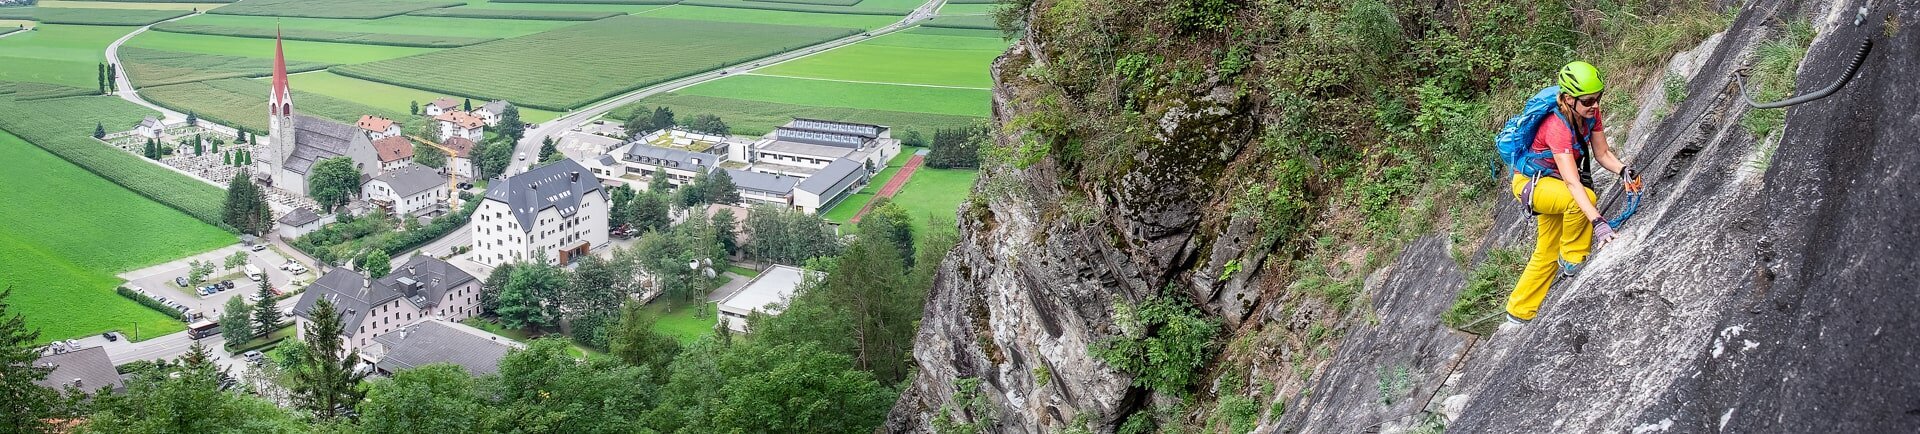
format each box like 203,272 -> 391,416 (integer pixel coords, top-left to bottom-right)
644,5 -> 898,28
405,7 -> 624,20
330,15 -> 861,111
821,149 -> 913,223
153,23 -> 498,48
0,96 -> 230,224
0,6 -> 191,26
455,1 -> 667,13
0,24 -> 131,89
285,71 -> 564,123
639,301 -> 719,344
920,14 -> 996,30
609,92 -> 981,136
0,131 -> 233,344
758,30 -> 1004,87
681,74 -> 990,117
142,77 -> 409,133
882,166 -> 974,243
937,3 -> 997,15
485,0 -> 679,5
208,0 -> 463,19
125,30 -> 437,64
120,46 -> 331,88
678,0 -> 911,15
169,13 -> 576,39
36,1 -> 230,11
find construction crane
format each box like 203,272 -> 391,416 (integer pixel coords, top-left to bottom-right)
407,134 -> 463,209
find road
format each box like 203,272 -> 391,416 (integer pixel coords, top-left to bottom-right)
103,11 -> 234,137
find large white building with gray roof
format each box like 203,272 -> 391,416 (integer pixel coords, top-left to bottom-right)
580,118 -> 897,214
293,255 -> 482,351
363,164 -> 448,217
472,159 -> 608,266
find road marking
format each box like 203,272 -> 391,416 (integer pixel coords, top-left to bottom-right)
738,72 -> 990,90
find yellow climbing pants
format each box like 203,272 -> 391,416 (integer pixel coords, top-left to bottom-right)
1507,174 -> 1597,321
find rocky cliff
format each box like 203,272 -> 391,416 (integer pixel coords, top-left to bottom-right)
889,0 -> 1918,432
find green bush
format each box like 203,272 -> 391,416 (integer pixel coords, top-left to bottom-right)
1442,248 -> 1526,334
153,22 -> 497,48
117,287 -> 186,320
1090,287 -> 1222,396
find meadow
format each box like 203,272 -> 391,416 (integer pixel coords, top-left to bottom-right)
33,1 -> 231,10
329,15 -> 861,111
169,13 -> 576,39
286,71 -> 564,123
756,30 -> 1005,88
125,30 -> 436,64
0,130 -> 233,344
486,0 -> 678,5
645,5 -> 899,28
207,0 -> 462,19
937,3 -> 997,15
0,24 -> 130,90
455,0 -> 667,13
679,74 -> 992,117
678,0 -> 911,15
920,14 -> 996,30
0,6 -> 190,26
153,23 -> 498,48
141,77 -> 408,134
0,96 -> 230,224
607,92 -> 981,136
120,46 -> 330,88
404,7 -> 623,20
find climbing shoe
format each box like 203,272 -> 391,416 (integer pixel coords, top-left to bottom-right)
1506,313 -> 1530,325
1558,259 -> 1583,278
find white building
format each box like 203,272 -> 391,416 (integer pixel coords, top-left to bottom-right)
717,265 -> 814,333
435,110 -> 485,142
471,159 -> 609,266
577,119 -> 894,214
371,135 -> 414,172
362,164 -> 447,217
259,34 -> 383,195
292,256 -> 482,351
472,100 -> 511,127
423,97 -> 459,117
134,117 -> 166,139
276,207 -> 335,239
357,115 -> 402,140
440,137 -> 477,179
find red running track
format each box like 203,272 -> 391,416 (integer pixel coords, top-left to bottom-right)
850,154 -> 925,223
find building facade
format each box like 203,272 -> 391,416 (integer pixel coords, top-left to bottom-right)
292,256 -> 482,351
471,159 -> 608,266
363,164 -> 446,217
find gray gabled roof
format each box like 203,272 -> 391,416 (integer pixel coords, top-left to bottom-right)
373,165 -> 444,198
279,207 -> 322,226
285,115 -> 364,175
724,168 -> 797,194
797,158 -> 865,196
371,319 -> 522,376
293,256 -> 476,336
33,346 -> 123,394
479,100 -> 509,114
481,159 -> 605,231
621,143 -> 717,171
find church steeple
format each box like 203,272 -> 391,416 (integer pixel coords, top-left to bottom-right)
269,26 -> 293,117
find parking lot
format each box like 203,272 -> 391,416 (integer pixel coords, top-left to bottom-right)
117,243 -> 309,319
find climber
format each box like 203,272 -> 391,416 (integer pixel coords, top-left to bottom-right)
1505,61 -> 1643,324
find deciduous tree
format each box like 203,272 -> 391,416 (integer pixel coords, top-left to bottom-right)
364,249 -> 391,279
221,296 -> 254,346
499,105 -> 524,141
307,157 -> 362,212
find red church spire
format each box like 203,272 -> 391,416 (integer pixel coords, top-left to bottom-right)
269,25 -> 293,116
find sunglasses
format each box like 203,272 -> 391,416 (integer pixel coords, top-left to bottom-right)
1573,93 -> 1603,108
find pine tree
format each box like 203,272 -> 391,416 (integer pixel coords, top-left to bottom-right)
409,100 -> 419,115
97,62 -> 106,94
194,135 -> 204,156
252,280 -> 280,337
0,287 -> 58,432
186,111 -> 198,127
93,123 -> 105,139
224,151 -> 232,165
290,299 -> 366,420
462,98 -> 472,111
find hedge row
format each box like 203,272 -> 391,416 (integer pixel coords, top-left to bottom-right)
153,22 -> 496,48
0,97 -> 230,228
116,287 -> 187,321
404,7 -> 623,21
678,0 -> 910,16
488,0 -> 679,4
0,7 -> 192,26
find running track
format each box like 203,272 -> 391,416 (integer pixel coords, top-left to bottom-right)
850,154 -> 925,223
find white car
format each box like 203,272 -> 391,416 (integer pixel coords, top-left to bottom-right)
517,152 -> 526,161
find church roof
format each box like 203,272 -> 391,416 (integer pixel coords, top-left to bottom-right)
284,115 -> 364,175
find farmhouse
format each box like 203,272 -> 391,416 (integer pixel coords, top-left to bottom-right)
362,318 -> 523,376
277,207 -> 336,239
440,136 -> 477,179
363,164 -> 447,217
471,159 -> 608,267
371,135 -> 415,171
357,115 -> 402,140
472,100 -> 512,127
31,346 -> 124,395
423,97 -> 460,117
260,34 -> 384,195
717,265 -> 815,333
292,255 -> 482,351
435,110 -> 485,142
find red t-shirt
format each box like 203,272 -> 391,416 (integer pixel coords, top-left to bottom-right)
1531,109 -> 1603,178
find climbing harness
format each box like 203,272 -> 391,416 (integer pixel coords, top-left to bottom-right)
1738,38 -> 1874,109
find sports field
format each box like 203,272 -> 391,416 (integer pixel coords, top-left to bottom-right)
330,15 -> 862,111
822,154 -> 976,246
0,130 -> 232,344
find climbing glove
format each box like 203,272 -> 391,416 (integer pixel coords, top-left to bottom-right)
1592,219 -> 1617,248
1620,168 -> 1643,193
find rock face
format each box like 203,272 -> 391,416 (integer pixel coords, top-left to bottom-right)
888,0 -> 1920,432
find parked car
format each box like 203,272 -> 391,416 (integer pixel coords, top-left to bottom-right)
220,280 -> 234,290
250,244 -> 267,252
243,350 -> 263,366
102,332 -> 118,342
174,276 -> 189,287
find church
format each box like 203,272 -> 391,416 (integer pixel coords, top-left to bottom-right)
257,32 -> 381,195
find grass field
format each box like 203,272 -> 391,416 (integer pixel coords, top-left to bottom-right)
920,14 -> 996,30
330,15 -> 861,111
0,26 -> 17,37
35,1 -> 230,11
285,71 -> 563,123
678,0 -> 911,15
608,92 -> 981,136
142,77 -> 409,134
645,5 -> 898,28
757,30 -> 1005,88
879,166 -> 974,243
208,0 -> 463,19
153,23 -> 498,48
120,46 -> 331,88
405,7 -> 623,20
0,96 -> 230,223
0,19 -> 32,29
125,30 -> 437,64
639,301 -> 719,344
170,13 -> 576,39
454,1 -> 667,13
937,3 -> 997,15
0,130 -> 233,344
820,149 -> 913,223
0,24 -> 130,89
486,0 -> 677,4
680,74 -> 991,117
0,7 -> 191,26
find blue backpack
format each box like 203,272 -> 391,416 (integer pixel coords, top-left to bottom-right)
1491,86 -> 1585,180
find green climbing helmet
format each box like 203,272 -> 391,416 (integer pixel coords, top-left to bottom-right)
1558,61 -> 1604,97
